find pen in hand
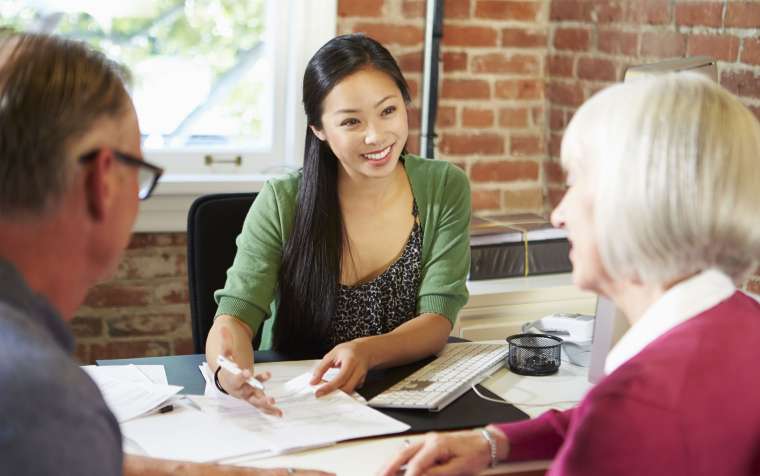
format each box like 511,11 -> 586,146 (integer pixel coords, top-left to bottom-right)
216,355 -> 266,391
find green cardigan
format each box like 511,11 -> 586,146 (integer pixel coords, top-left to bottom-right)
214,155 -> 471,350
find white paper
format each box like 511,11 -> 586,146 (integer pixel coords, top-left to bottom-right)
83,365 -> 181,422
121,403 -> 270,463
197,361 -> 409,455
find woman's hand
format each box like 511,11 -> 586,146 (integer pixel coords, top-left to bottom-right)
378,429 -> 499,476
309,339 -> 372,397
216,326 -> 283,416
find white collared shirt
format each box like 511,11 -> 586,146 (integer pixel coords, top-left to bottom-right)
604,269 -> 736,374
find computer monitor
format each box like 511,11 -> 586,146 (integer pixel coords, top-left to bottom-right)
588,296 -> 629,383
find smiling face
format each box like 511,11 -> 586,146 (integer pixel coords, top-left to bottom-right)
311,67 -> 408,181
550,164 -> 613,296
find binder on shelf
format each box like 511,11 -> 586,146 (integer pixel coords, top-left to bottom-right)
469,213 -> 572,280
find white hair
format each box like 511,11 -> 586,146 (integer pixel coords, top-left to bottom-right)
561,72 -> 760,285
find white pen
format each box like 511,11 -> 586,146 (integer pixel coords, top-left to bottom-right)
216,355 -> 266,391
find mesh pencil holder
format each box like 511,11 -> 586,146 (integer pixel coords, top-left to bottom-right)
507,333 -> 563,376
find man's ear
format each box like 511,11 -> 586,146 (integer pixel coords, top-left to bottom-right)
310,125 -> 326,141
83,149 -> 115,222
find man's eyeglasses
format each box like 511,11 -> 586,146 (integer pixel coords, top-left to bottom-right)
79,149 -> 164,200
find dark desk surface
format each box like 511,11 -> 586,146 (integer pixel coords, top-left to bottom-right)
99,351 -> 529,434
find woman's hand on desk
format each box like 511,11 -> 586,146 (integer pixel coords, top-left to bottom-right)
216,326 -> 283,416
378,427 -> 509,476
310,339 -> 371,397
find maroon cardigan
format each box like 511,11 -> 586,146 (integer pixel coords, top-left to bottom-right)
496,291 -> 760,475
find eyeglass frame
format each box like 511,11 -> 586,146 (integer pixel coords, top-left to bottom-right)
79,149 -> 164,200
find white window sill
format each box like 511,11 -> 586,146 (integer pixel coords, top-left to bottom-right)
133,174 -> 280,232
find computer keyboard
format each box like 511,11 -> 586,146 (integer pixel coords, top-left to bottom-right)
368,342 -> 508,412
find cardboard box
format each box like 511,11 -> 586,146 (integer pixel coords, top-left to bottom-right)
470,213 -> 572,280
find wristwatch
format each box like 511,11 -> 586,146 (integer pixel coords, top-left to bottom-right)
479,427 -> 498,468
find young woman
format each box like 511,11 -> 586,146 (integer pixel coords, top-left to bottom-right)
381,73 -> 760,475
205,34 -> 471,415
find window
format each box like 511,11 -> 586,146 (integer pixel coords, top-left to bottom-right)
1,0 -> 336,230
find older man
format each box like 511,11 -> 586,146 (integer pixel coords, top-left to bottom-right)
0,32 -> 328,476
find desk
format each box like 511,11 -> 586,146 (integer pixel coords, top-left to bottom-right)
100,350 -> 592,475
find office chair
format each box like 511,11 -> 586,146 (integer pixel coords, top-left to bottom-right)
187,192 -> 258,354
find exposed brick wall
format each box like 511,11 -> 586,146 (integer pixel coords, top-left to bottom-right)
73,0 -> 760,361
544,0 -> 760,293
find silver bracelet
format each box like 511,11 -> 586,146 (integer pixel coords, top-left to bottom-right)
479,428 -> 498,468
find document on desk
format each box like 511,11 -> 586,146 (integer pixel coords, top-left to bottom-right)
82,364 -> 182,422
195,361 -> 410,456
121,402 -> 271,463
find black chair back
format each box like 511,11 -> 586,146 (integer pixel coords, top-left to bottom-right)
187,193 -> 257,353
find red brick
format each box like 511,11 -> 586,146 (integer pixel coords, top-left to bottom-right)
501,28 -> 547,48
510,135 -> 544,156
71,317 -> 104,339
549,107 -> 565,130
725,2 -> 760,28
721,70 -> 760,100
107,313 -> 187,337
446,0 -> 471,18
462,108 -> 495,127
675,2 -> 723,27
499,107 -> 530,128
549,0 -> 591,21
554,28 -> 590,51
401,0 -> 425,17
155,281 -> 189,305
84,284 -> 152,308
547,187 -> 566,209
471,53 -> 541,74
641,32 -> 686,58
494,79 -> 543,100
547,54 -> 573,77
90,341 -> 171,361
543,160 -> 565,184
441,79 -> 491,99
398,51 -> 423,73
577,57 -> 616,82
625,0 -> 671,25
407,106 -> 421,129
439,133 -> 505,155
549,132 -> 563,158
75,344 -> 90,365
687,35 -> 740,62
407,77 -> 419,100
475,1 -> 541,21
594,2 -> 623,23
354,23 -> 424,46
471,190 -> 501,210
532,106 -> 545,127
546,81 -> 584,107
115,250 -> 185,280
338,0 -> 384,17
598,30 -> 638,56
407,133 -> 421,155
470,160 -> 539,182
442,51 -> 468,72
741,38 -> 760,66
443,25 -> 498,47
173,337 -> 195,356
436,106 -> 457,128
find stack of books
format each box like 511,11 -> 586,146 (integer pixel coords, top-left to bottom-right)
469,213 -> 572,280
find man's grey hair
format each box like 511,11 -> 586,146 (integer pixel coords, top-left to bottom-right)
0,32 -> 131,217
561,72 -> 760,284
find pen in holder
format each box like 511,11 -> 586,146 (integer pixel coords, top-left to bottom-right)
506,333 -> 562,376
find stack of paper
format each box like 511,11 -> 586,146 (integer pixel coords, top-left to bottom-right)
82,364 -> 183,422
117,360 -> 409,463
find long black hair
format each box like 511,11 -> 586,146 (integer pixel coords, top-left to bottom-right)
272,34 -> 412,356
